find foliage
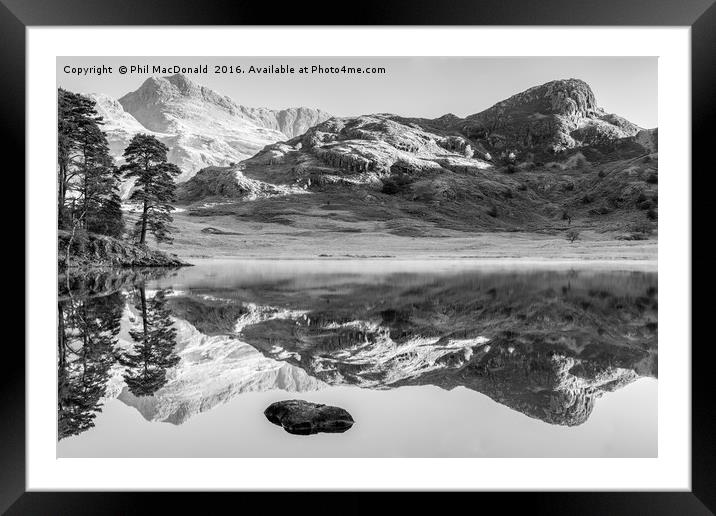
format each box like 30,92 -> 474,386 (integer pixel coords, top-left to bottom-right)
636,192 -> 656,211
629,221 -> 653,236
566,229 -> 580,243
381,179 -> 400,195
120,134 -> 181,244
86,192 -> 125,238
381,172 -> 412,195
57,88 -> 124,237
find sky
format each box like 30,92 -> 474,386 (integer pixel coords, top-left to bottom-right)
57,56 -> 657,128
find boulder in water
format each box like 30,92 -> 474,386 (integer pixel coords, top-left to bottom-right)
264,400 -> 354,435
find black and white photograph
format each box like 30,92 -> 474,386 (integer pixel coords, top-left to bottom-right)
55,56 -> 659,458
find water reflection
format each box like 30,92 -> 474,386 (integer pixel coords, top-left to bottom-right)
57,263 -> 657,442
120,287 -> 179,397
58,269 -> 180,440
57,292 -> 122,439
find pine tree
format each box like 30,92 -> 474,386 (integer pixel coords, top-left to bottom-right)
119,287 -> 179,397
57,89 -> 125,237
58,89 -> 100,226
87,191 -> 125,238
120,134 -> 181,245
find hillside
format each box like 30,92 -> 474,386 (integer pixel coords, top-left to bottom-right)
173,79 -> 657,252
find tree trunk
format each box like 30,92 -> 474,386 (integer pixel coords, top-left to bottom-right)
140,286 -> 148,335
58,301 -> 66,368
82,180 -> 89,230
65,218 -> 77,270
58,163 -> 66,226
139,286 -> 149,378
140,200 -> 148,245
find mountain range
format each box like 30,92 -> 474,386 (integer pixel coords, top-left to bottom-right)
86,74 -> 657,236
173,78 -> 657,237
88,73 -> 331,186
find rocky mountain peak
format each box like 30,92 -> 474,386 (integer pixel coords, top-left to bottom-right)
133,73 -> 199,97
163,73 -> 198,93
121,73 -> 237,118
490,78 -> 599,119
129,76 -> 170,101
460,78 -> 641,154
118,74 -> 331,139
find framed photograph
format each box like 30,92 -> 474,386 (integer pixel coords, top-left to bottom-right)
6,0 -> 713,512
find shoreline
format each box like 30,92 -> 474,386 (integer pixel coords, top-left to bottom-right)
147,205 -> 658,268
176,256 -> 657,273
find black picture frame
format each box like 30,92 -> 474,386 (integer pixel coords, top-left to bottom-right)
5,0 -> 713,513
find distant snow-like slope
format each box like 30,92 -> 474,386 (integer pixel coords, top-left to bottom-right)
88,73 -> 331,190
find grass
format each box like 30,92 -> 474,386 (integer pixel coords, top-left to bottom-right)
153,154 -> 657,262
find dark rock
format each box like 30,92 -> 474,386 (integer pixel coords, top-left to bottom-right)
200,226 -> 241,235
264,400 -> 355,435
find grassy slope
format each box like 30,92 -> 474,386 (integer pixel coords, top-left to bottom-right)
154,148 -> 657,262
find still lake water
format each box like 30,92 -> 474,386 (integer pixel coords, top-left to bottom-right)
57,260 -> 657,457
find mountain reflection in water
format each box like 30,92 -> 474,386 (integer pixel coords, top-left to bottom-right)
57,261 -> 657,449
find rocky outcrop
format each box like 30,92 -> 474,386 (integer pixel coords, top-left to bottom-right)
58,230 -> 189,269
313,146 -> 380,173
246,106 -> 333,139
459,79 -> 642,154
176,165 -> 308,202
176,167 -> 248,200
248,114 -> 491,181
264,400 -> 355,435
633,128 -> 658,152
499,79 -> 599,119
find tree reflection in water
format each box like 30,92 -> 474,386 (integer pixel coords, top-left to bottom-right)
119,286 -> 179,397
57,293 -> 123,439
57,269 -> 179,441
